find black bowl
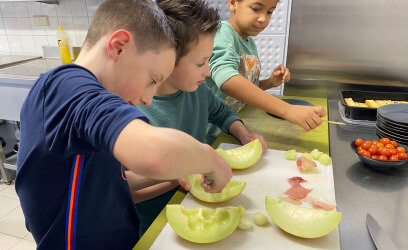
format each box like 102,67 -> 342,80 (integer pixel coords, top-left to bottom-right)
350,141 -> 408,169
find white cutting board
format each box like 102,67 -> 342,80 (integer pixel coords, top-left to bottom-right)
150,144 -> 340,250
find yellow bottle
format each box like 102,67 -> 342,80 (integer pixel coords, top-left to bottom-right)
56,27 -> 72,64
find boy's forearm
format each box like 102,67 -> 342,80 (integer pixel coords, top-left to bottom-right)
113,120 -> 216,180
221,75 -> 291,118
125,171 -> 165,191
132,182 -> 179,203
228,120 -> 249,143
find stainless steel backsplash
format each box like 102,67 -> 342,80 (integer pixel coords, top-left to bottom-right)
286,0 -> 408,87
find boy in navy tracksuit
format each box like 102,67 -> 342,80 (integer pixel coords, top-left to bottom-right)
16,0 -> 232,249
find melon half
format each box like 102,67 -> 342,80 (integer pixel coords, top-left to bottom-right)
186,174 -> 246,203
265,196 -> 342,238
216,139 -> 262,169
166,205 -> 241,243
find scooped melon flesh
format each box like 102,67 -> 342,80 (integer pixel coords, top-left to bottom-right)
216,139 -> 262,169
186,174 -> 246,203
265,196 -> 342,238
166,205 -> 240,243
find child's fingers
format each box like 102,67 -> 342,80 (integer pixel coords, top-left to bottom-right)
313,106 -> 327,117
178,178 -> 190,190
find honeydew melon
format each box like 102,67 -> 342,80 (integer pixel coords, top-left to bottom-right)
186,174 -> 246,203
253,212 -> 268,226
166,205 -> 240,243
216,139 -> 262,169
319,153 -> 332,166
311,149 -> 323,160
301,153 -> 313,160
284,149 -> 297,160
265,196 -> 342,238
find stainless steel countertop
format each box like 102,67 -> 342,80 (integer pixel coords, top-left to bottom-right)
0,57 -> 62,121
328,100 -> 408,249
0,53 -> 41,68
0,57 -> 62,85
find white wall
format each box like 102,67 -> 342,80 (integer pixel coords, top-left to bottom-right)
0,0 -> 102,56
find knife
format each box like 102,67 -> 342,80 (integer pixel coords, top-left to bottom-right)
366,213 -> 398,250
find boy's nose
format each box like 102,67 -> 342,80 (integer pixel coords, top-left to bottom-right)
204,64 -> 211,77
140,95 -> 153,107
258,14 -> 267,23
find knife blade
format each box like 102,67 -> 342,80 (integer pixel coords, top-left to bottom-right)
366,213 -> 398,250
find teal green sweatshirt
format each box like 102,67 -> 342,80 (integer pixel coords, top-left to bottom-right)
135,83 -> 240,237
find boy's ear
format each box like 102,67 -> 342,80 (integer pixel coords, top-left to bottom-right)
228,0 -> 237,11
107,29 -> 131,60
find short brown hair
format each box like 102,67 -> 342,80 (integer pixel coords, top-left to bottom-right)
157,0 -> 220,63
84,0 -> 175,52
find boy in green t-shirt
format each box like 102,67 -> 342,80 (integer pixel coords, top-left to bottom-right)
134,0 -> 267,237
206,0 -> 327,141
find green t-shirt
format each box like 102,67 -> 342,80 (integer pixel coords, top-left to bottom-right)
206,21 -> 261,140
206,21 -> 261,112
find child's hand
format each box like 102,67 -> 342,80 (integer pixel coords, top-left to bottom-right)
175,178 -> 190,191
283,105 -> 326,131
240,134 -> 267,153
267,64 -> 291,87
200,150 -> 233,193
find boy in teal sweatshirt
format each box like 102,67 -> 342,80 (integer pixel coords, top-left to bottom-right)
135,0 -> 267,237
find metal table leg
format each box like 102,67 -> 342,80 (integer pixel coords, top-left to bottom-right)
0,143 -> 13,184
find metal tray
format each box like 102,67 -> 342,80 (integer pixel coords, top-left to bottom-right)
339,90 -> 408,121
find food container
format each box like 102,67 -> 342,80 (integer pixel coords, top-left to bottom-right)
339,90 -> 408,121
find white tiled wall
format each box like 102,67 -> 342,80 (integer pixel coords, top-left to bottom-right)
0,0 -> 103,56
206,0 -> 292,94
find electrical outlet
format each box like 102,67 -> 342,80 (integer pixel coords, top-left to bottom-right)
33,16 -> 50,27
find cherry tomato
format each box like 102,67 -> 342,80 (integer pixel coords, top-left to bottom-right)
354,138 -> 364,146
367,146 -> 378,155
372,140 -> 379,145
377,143 -> 384,148
378,155 -> 388,161
371,155 -> 378,160
365,140 -> 373,146
398,153 -> 408,160
379,147 -> 391,157
357,146 -> 363,151
362,151 -> 371,157
361,142 -> 370,150
380,138 -> 391,145
396,147 -> 406,154
389,155 -> 399,161
358,149 -> 366,155
389,148 -> 397,156
390,140 -> 398,148
385,144 -> 395,149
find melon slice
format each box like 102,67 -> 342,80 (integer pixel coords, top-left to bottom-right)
186,174 -> 246,203
166,205 -> 240,243
265,196 -> 342,238
216,139 -> 262,169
